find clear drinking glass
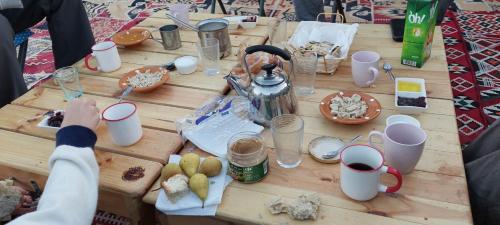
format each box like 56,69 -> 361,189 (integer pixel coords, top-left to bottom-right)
293,51 -> 318,96
268,19 -> 287,49
271,114 -> 304,168
53,66 -> 83,100
197,38 -> 220,76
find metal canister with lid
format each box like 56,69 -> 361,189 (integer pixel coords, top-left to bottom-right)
227,132 -> 269,183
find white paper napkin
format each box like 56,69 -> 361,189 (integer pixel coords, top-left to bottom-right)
155,155 -> 233,216
183,112 -> 264,157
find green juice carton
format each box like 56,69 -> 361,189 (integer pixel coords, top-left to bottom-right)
401,0 -> 439,68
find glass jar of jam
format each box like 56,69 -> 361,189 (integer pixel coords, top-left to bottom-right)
227,132 -> 269,183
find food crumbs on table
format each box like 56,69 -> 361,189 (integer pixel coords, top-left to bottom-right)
266,194 -> 321,220
122,166 -> 145,181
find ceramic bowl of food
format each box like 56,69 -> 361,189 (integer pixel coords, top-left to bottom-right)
319,91 -> 381,125
112,28 -> 151,47
223,16 -> 243,30
395,78 -> 428,115
240,16 -> 257,29
37,110 -> 64,130
118,66 -> 169,93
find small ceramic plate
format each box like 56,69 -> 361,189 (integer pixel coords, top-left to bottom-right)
112,28 -> 151,47
308,136 -> 345,164
37,110 -> 64,130
319,91 -> 382,125
118,66 -> 169,93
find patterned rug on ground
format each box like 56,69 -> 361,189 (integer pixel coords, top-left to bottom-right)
450,10 -> 500,145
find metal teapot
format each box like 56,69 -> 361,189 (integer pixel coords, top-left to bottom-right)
225,45 -> 298,126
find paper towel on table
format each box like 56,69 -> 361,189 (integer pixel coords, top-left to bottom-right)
183,112 -> 264,157
155,155 -> 233,216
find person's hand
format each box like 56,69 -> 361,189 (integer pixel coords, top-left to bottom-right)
61,98 -> 100,132
11,186 -> 35,216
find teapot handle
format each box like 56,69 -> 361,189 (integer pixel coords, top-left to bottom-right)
245,45 -> 291,61
243,45 -> 293,79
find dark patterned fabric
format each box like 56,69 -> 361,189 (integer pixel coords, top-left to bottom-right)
442,9 -> 500,146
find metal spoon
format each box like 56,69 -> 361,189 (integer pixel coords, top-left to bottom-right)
322,135 -> 362,159
383,62 -> 396,81
118,86 -> 133,103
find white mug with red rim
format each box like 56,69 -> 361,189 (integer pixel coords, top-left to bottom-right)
102,102 -> 142,146
340,144 -> 402,201
351,51 -> 380,87
85,41 -> 121,72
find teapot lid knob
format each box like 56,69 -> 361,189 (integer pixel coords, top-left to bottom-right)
261,63 -> 277,76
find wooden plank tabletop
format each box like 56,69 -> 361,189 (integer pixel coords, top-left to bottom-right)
0,12 -> 270,223
143,19 -> 471,225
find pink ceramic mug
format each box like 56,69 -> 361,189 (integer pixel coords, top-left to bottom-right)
368,123 -> 427,174
351,51 -> 380,87
340,144 -> 402,201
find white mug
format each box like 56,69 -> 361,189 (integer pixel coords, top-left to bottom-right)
351,51 -> 380,87
85,41 -> 121,72
340,144 -> 402,201
102,102 -> 143,146
369,123 -> 427,174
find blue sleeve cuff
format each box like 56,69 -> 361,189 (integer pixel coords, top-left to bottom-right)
56,125 -> 97,149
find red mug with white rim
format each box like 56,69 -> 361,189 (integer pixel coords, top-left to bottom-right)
340,144 -> 402,201
84,41 -> 121,73
101,102 -> 143,146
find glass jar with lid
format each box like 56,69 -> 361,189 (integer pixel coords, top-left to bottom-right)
227,132 -> 269,183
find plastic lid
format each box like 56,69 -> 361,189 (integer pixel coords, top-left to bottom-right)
308,136 -> 345,164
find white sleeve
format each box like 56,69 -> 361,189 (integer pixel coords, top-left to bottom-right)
7,145 -> 99,225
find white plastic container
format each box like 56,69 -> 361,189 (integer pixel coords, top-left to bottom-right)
37,110 -> 64,130
174,56 -> 198,75
395,78 -> 428,115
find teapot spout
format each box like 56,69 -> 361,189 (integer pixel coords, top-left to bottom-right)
224,73 -> 249,97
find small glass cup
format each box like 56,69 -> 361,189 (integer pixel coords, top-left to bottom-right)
53,66 -> 83,100
197,38 -> 220,76
271,114 -> 304,168
293,51 -> 318,96
268,19 -> 287,49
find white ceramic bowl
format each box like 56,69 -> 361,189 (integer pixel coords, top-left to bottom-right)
395,78 -> 428,115
240,21 -> 257,29
223,16 -> 243,30
386,114 -> 421,128
37,110 -> 64,130
174,56 -> 198,75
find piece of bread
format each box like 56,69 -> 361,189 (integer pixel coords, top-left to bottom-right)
161,174 -> 189,203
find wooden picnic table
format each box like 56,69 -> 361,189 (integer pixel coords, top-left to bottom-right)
142,14 -> 473,225
0,13 -> 269,225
